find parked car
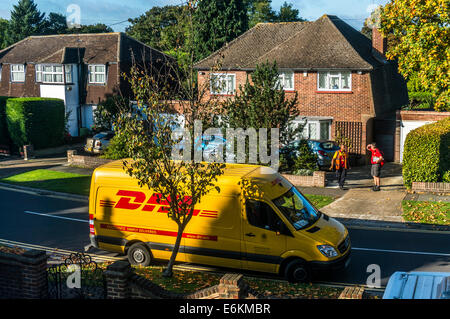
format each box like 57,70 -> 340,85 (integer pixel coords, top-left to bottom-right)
84,131 -> 115,154
281,139 -> 340,170
383,271 -> 450,299
176,135 -> 236,162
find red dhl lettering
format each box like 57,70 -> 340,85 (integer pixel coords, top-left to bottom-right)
99,190 -> 218,218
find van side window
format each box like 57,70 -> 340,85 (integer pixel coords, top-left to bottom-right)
246,200 -> 283,232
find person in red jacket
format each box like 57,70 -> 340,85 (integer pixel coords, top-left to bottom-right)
367,143 -> 384,191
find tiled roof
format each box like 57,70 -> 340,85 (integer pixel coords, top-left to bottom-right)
195,15 -> 382,71
0,32 -> 172,65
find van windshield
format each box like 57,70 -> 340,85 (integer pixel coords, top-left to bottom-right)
273,187 -> 320,230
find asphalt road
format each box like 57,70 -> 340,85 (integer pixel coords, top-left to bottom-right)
1,186 -> 449,288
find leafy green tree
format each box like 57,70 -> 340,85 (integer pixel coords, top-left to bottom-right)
73,23 -> 114,34
247,0 -> 276,27
43,12 -> 68,35
3,0 -> 46,46
0,18 -> 9,49
194,0 -> 248,61
380,0 -> 449,111
276,2 -> 304,22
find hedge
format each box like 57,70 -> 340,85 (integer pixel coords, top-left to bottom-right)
6,97 -> 65,150
0,96 -> 11,146
402,117 -> 450,188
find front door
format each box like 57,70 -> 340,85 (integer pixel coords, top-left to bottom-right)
242,199 -> 286,273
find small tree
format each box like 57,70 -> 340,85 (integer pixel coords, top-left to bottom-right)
220,61 -> 300,165
114,2 -> 225,278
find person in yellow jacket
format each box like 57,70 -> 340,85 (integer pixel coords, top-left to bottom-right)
330,144 -> 350,190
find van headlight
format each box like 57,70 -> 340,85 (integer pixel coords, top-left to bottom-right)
317,245 -> 338,258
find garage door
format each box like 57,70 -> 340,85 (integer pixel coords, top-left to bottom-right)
400,121 -> 435,162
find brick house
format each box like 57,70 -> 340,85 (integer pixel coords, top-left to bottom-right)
0,32 -> 174,137
194,15 -> 408,162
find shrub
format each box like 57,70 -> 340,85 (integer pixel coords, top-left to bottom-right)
100,133 -> 130,160
6,97 -> 65,150
402,117 -> 450,188
0,96 -> 11,146
292,140 -> 318,172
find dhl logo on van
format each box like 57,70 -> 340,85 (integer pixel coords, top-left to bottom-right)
99,190 -> 218,218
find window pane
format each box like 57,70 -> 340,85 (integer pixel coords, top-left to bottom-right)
95,65 -> 104,73
330,76 -> 340,90
13,72 -> 25,82
89,74 -> 95,83
320,122 -> 330,140
308,123 -> 317,139
284,72 -> 293,89
36,72 -> 42,82
95,74 -> 104,83
54,65 -> 63,73
341,72 -> 350,89
44,74 -> 53,82
318,72 -> 327,89
54,74 -> 63,83
246,200 -> 282,231
44,65 -> 53,72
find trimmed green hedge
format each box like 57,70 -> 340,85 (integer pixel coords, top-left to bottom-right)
0,96 -> 11,146
403,117 -> 450,188
6,97 -> 65,150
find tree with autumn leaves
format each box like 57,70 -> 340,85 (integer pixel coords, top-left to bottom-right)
380,0 -> 449,111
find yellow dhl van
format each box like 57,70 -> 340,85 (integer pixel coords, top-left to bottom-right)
89,160 -> 351,282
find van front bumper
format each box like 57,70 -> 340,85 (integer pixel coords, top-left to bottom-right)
310,251 -> 351,272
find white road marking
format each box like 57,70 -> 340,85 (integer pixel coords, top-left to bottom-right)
24,210 -> 88,223
352,247 -> 450,257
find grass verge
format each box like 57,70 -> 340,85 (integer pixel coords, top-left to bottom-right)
0,169 -> 91,196
304,194 -> 335,209
132,265 -> 343,298
402,200 -> 450,225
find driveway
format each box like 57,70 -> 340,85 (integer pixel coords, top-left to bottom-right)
321,163 -> 407,222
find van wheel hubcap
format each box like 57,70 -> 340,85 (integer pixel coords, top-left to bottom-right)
133,250 -> 145,263
293,267 -> 307,281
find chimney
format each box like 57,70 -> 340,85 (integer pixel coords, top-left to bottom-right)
372,27 -> 387,56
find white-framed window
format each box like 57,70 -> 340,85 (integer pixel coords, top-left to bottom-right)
318,71 -> 351,91
11,64 -> 25,82
35,64 -> 73,84
277,71 -> 294,90
294,118 -> 332,140
210,73 -> 235,95
88,65 -> 106,84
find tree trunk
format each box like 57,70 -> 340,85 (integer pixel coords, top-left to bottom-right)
163,224 -> 184,277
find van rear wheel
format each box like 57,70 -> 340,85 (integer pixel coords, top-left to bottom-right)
127,242 -> 152,267
285,259 -> 311,283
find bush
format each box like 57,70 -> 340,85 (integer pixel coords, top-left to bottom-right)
0,96 -> 11,146
100,133 -> 130,160
6,97 -> 65,150
402,117 -> 450,188
292,140 -> 319,172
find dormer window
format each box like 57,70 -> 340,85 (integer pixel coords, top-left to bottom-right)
35,64 -> 73,84
11,64 -> 25,82
88,65 -> 106,84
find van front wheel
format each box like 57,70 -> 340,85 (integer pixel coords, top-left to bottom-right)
127,242 -> 152,267
285,259 -> 311,283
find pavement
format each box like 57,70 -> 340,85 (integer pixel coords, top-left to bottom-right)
1,154 -> 449,231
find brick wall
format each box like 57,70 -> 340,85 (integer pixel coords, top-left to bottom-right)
67,150 -> 114,168
411,182 -> 450,194
0,249 -> 48,299
104,261 -> 264,299
282,171 -> 326,187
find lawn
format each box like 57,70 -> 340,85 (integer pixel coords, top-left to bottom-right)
304,194 -> 335,209
0,169 -> 91,196
402,200 -> 450,225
